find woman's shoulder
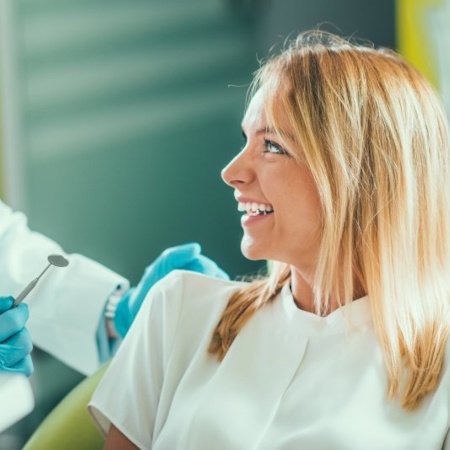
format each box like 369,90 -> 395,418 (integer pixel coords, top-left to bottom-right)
173,269 -> 245,289
150,271 -> 247,357
155,269 -> 246,307
155,268 -> 245,287
147,270 -> 246,315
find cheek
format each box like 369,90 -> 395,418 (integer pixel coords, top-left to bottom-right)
277,178 -> 322,233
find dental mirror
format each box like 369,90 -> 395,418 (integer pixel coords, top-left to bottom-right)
13,254 -> 70,306
47,254 -> 69,268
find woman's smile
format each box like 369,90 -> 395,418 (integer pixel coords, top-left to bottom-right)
221,89 -> 322,267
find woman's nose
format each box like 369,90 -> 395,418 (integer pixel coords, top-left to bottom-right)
221,149 -> 253,187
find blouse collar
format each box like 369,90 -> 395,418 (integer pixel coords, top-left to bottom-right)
277,282 -> 372,336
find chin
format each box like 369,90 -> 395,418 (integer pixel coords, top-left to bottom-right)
240,238 -> 267,261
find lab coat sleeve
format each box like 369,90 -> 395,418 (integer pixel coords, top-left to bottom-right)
0,201 -> 129,375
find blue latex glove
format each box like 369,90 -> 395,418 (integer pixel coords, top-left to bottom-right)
114,242 -> 229,337
0,296 -> 33,376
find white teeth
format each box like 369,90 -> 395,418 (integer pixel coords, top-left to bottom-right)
237,202 -> 274,215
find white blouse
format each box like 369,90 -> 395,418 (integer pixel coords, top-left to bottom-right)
89,271 -> 450,449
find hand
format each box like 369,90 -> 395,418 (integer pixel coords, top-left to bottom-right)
0,296 -> 33,376
114,242 -> 229,337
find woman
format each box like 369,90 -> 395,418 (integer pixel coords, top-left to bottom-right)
89,30 -> 450,449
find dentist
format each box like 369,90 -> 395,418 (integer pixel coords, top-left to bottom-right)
0,200 -> 228,377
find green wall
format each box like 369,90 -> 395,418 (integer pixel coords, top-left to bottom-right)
6,0 -> 263,284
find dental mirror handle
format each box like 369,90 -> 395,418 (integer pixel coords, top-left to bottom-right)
14,264 -> 51,307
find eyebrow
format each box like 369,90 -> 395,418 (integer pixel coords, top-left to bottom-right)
256,127 -> 274,135
256,127 -> 295,142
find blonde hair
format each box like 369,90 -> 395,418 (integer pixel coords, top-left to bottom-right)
209,30 -> 450,410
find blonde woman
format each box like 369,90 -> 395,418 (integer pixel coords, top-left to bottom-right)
89,30 -> 450,449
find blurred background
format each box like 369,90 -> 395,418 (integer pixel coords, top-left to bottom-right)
0,0 -> 448,447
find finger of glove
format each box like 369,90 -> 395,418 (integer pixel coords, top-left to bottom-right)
0,328 -> 33,370
0,296 -> 14,314
122,242 -> 206,336
158,242 -> 202,270
0,304 -> 29,342
136,242 -> 203,299
158,242 -> 202,267
185,255 -> 230,280
1,354 -> 34,376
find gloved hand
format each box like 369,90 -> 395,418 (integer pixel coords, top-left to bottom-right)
0,296 -> 33,376
114,242 -> 229,337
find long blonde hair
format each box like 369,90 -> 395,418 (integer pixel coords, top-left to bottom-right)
209,30 -> 450,410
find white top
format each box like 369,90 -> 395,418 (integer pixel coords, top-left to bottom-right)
0,200 -> 128,374
89,271 -> 450,450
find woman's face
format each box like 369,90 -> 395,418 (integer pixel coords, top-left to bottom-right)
221,89 -> 322,269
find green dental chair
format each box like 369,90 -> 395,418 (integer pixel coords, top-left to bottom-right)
22,363 -> 110,450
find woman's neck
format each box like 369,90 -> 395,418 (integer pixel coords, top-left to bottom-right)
289,266 -> 366,316
289,267 -> 320,314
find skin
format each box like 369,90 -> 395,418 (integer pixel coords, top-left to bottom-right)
221,88 -> 325,313
104,424 -> 138,449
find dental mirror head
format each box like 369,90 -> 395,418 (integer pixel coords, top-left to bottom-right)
48,254 -> 69,267
13,253 -> 70,306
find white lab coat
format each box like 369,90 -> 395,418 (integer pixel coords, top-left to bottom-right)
0,201 -> 129,375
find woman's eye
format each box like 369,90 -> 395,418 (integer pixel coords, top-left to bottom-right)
264,139 -> 286,155
240,131 -> 247,150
